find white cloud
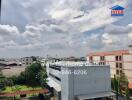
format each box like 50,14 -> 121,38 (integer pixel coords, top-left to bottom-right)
0,25 -> 19,36
101,23 -> 132,50
128,32 -> 132,39
0,0 -> 131,57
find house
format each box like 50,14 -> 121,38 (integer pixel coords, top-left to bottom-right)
21,57 -> 33,67
110,5 -> 125,16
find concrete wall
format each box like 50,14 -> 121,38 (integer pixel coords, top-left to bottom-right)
2,67 -> 26,77
61,65 -> 111,100
123,54 -> 132,61
105,55 -> 116,77
61,67 -> 71,100
123,54 -> 132,83
93,56 -> 100,61
74,66 -> 111,94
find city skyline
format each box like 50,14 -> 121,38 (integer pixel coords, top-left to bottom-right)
0,0 -> 132,57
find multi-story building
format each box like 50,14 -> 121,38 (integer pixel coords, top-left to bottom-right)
21,57 -> 33,67
87,45 -> 132,89
46,61 -> 115,100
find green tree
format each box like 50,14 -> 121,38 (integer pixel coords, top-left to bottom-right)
24,63 -> 44,87
31,56 -> 37,61
17,72 -> 26,84
0,70 -> 5,91
112,73 -> 130,100
38,70 -> 48,87
119,73 -> 130,100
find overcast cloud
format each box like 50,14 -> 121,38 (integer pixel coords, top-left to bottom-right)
0,0 -> 132,57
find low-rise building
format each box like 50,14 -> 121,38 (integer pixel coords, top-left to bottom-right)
21,57 -> 33,67
87,45 -> 132,89
46,61 -> 115,100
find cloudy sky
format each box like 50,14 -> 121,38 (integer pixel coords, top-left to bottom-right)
0,0 -> 132,58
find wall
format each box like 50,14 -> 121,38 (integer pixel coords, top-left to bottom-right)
2,67 -> 26,77
123,54 -> 132,83
61,65 -> 111,100
105,55 -> 116,77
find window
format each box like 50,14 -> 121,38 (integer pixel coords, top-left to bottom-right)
49,65 -> 61,71
120,70 -> 122,74
100,56 -> 105,61
119,63 -> 122,68
119,56 -> 122,61
49,73 -> 61,81
115,56 -> 118,61
116,70 -> 119,75
115,55 -> 122,61
89,56 -> 93,60
116,63 -> 123,69
116,63 -> 118,68
89,56 -> 93,63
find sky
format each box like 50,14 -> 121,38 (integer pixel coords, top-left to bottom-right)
0,0 -> 132,58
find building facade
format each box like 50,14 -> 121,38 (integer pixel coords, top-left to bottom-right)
87,45 -> 132,88
21,57 -> 33,67
46,62 -> 115,100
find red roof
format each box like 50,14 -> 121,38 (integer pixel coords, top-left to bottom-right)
0,89 -> 49,97
88,50 -> 129,56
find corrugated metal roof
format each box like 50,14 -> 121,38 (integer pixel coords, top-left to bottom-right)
47,78 -> 61,92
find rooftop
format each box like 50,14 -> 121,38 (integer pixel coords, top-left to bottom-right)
88,50 -> 129,56
76,92 -> 115,100
49,61 -> 109,67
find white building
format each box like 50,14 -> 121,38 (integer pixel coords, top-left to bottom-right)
46,61 -> 115,100
21,57 -> 33,67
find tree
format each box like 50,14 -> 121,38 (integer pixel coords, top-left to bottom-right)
31,56 -> 37,61
25,63 -> 41,87
7,62 -> 48,89
0,69 -> 6,91
112,73 -> 130,100
38,70 -> 48,87
16,72 -> 26,84
119,73 -> 130,100
24,62 -> 48,87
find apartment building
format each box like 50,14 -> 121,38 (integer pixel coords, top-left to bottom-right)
46,61 -> 115,100
21,57 -> 33,67
87,45 -> 132,89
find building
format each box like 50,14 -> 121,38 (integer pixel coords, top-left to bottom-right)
110,5 -> 125,16
46,61 -> 115,100
21,57 -> 33,67
87,45 -> 132,89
